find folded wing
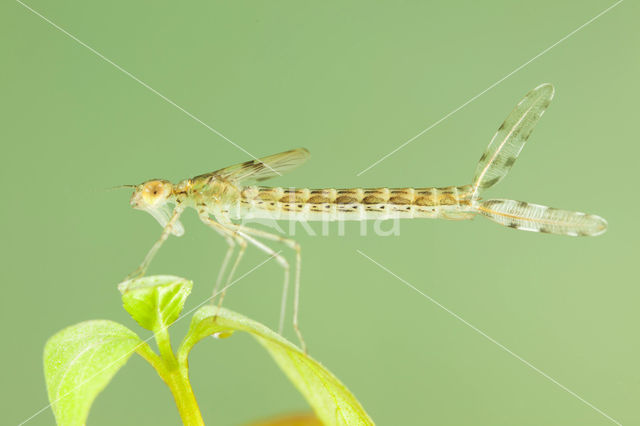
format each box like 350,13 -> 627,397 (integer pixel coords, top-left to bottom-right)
207,148 -> 311,184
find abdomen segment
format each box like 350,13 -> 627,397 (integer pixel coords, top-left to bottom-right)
236,185 -> 476,221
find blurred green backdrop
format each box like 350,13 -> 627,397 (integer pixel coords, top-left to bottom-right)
2,0 -> 638,425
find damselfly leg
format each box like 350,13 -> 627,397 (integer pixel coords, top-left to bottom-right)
198,214 -> 247,308
126,207 -> 184,280
223,222 -> 304,353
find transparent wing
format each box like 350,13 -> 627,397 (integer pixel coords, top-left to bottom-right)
472,84 -> 555,197
477,199 -> 607,236
208,148 -> 310,184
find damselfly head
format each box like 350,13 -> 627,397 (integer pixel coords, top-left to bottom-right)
129,179 -> 184,236
130,179 -> 173,210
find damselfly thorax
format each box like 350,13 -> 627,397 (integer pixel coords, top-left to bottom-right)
125,83 -> 607,353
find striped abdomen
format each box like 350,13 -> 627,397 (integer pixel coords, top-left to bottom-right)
235,185 -> 475,221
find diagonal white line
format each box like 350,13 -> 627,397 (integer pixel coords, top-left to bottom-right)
356,249 -> 622,425
15,0 -> 281,176
356,0 -> 624,176
18,251 -> 282,426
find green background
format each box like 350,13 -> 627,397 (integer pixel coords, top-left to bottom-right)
2,1 -> 638,424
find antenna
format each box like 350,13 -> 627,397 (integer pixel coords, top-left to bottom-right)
107,184 -> 136,191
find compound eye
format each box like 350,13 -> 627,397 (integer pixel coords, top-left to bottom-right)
141,181 -> 166,205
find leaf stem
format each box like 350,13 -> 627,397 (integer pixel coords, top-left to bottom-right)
156,325 -> 178,367
163,365 -> 204,426
151,324 -> 205,426
135,341 -> 167,376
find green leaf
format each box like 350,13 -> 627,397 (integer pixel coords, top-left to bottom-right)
118,275 -> 192,331
180,306 -> 374,426
44,320 -> 144,426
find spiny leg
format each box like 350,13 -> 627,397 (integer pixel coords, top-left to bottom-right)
218,222 -> 295,335
198,214 -> 247,309
212,240 -> 235,302
233,230 -> 293,338
127,207 -> 184,280
202,217 -> 238,302
215,236 -> 246,311
225,223 -> 304,353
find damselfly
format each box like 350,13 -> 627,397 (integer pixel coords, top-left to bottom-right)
124,84 -> 607,352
